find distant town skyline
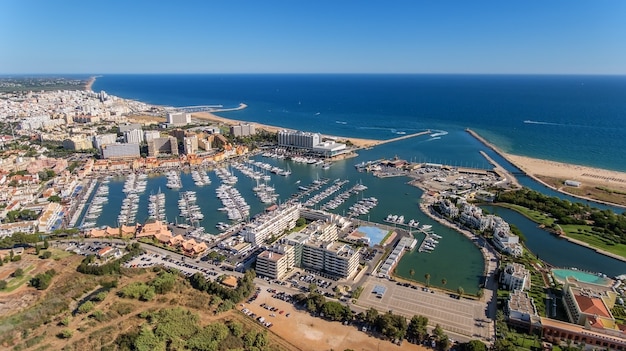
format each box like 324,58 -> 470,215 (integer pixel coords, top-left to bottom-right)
2,0 -> 625,75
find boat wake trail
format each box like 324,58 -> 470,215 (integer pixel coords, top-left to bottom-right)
523,120 -> 564,126
430,130 -> 448,137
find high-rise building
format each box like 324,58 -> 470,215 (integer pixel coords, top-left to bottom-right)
147,136 -> 179,157
230,123 -> 256,137
144,130 -> 161,143
102,143 -> 140,159
166,112 -> 191,126
184,135 -> 198,154
124,129 -> 144,144
93,133 -> 117,151
278,130 -> 321,149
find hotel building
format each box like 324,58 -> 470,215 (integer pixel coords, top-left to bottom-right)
240,204 -> 301,246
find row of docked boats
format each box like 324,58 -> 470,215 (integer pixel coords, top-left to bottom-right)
84,183 -> 110,221
235,161 -> 271,181
347,196 -> 378,217
179,190 -> 204,222
166,170 -> 182,189
191,170 -> 211,186
320,181 -> 368,210
216,184 -> 250,221
303,178 -> 349,207
215,167 -> 238,185
148,190 -> 166,221
123,173 -> 148,194
118,193 -> 139,225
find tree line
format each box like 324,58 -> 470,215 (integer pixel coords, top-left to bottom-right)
188,269 -> 256,304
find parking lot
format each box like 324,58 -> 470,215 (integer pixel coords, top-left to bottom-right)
358,276 -> 493,342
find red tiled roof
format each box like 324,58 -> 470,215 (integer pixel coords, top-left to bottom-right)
575,294 -> 611,318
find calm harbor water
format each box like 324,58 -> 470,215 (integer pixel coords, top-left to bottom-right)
84,74 -> 626,289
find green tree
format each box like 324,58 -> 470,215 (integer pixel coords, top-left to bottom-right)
78,301 -> 95,314
13,268 -> 24,277
43,238 -> 49,249
457,287 -> 464,299
365,307 -> 378,325
425,273 -> 431,287
40,250 -> 52,259
465,340 -> 487,351
407,315 -> 429,343
441,278 -> 447,289
409,268 -> 415,280
0,280 -> 7,290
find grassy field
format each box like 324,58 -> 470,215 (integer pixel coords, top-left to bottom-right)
3,265 -> 35,293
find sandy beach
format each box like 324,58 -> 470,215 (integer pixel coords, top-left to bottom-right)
84,76 -> 97,91
192,110 -> 383,148
503,153 -> 626,192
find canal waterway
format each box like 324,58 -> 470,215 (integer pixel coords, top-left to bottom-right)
482,205 -> 626,278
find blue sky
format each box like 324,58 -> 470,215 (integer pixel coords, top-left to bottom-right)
1,0 -> 625,74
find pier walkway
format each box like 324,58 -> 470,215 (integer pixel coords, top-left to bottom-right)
357,130 -> 431,150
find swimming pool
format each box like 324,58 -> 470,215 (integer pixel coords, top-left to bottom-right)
356,226 -> 388,246
551,268 -> 612,286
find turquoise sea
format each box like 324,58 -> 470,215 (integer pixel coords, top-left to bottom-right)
89,74 -> 626,289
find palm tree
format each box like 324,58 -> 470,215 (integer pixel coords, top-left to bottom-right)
441,278 -> 447,289
424,273 -> 431,287
409,268 -> 415,280
457,286 -> 464,299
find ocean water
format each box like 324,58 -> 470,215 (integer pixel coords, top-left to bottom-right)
93,74 -> 626,172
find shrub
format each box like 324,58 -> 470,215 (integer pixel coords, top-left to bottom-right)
78,301 -> 95,314
57,329 -> 73,339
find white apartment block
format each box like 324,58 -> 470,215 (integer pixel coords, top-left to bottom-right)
240,204 -> 301,246
93,133 -> 117,151
102,143 -> 140,159
124,129 -> 145,144
167,112 -> 191,126
256,245 -> 296,280
301,240 -> 360,279
500,263 -> 531,291
278,130 -> 321,149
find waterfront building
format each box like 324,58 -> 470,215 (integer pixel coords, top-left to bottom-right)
37,202 -> 63,233
166,112 -> 191,126
124,128 -> 144,144
278,130 -> 321,149
148,136 -> 179,157
437,198 -> 460,217
93,133 -> 117,151
311,141 -> 347,158
562,280 -> 618,327
102,143 -> 140,159
0,220 -> 36,238
144,130 -> 161,143
240,204 -> 301,246
500,263 -> 531,291
492,221 -> 523,257
378,236 -> 416,279
230,123 -> 256,137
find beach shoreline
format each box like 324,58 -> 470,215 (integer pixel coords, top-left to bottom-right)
466,128 -> 626,208
84,76 -> 96,91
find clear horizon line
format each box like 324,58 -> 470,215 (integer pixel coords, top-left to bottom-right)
2,72 -> 626,77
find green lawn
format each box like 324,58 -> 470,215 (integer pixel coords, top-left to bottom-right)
2,265 -> 35,293
561,226 -> 626,258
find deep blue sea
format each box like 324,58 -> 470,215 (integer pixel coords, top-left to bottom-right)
93,74 -> 626,172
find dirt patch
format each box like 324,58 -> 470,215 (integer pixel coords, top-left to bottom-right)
243,288 -> 427,351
